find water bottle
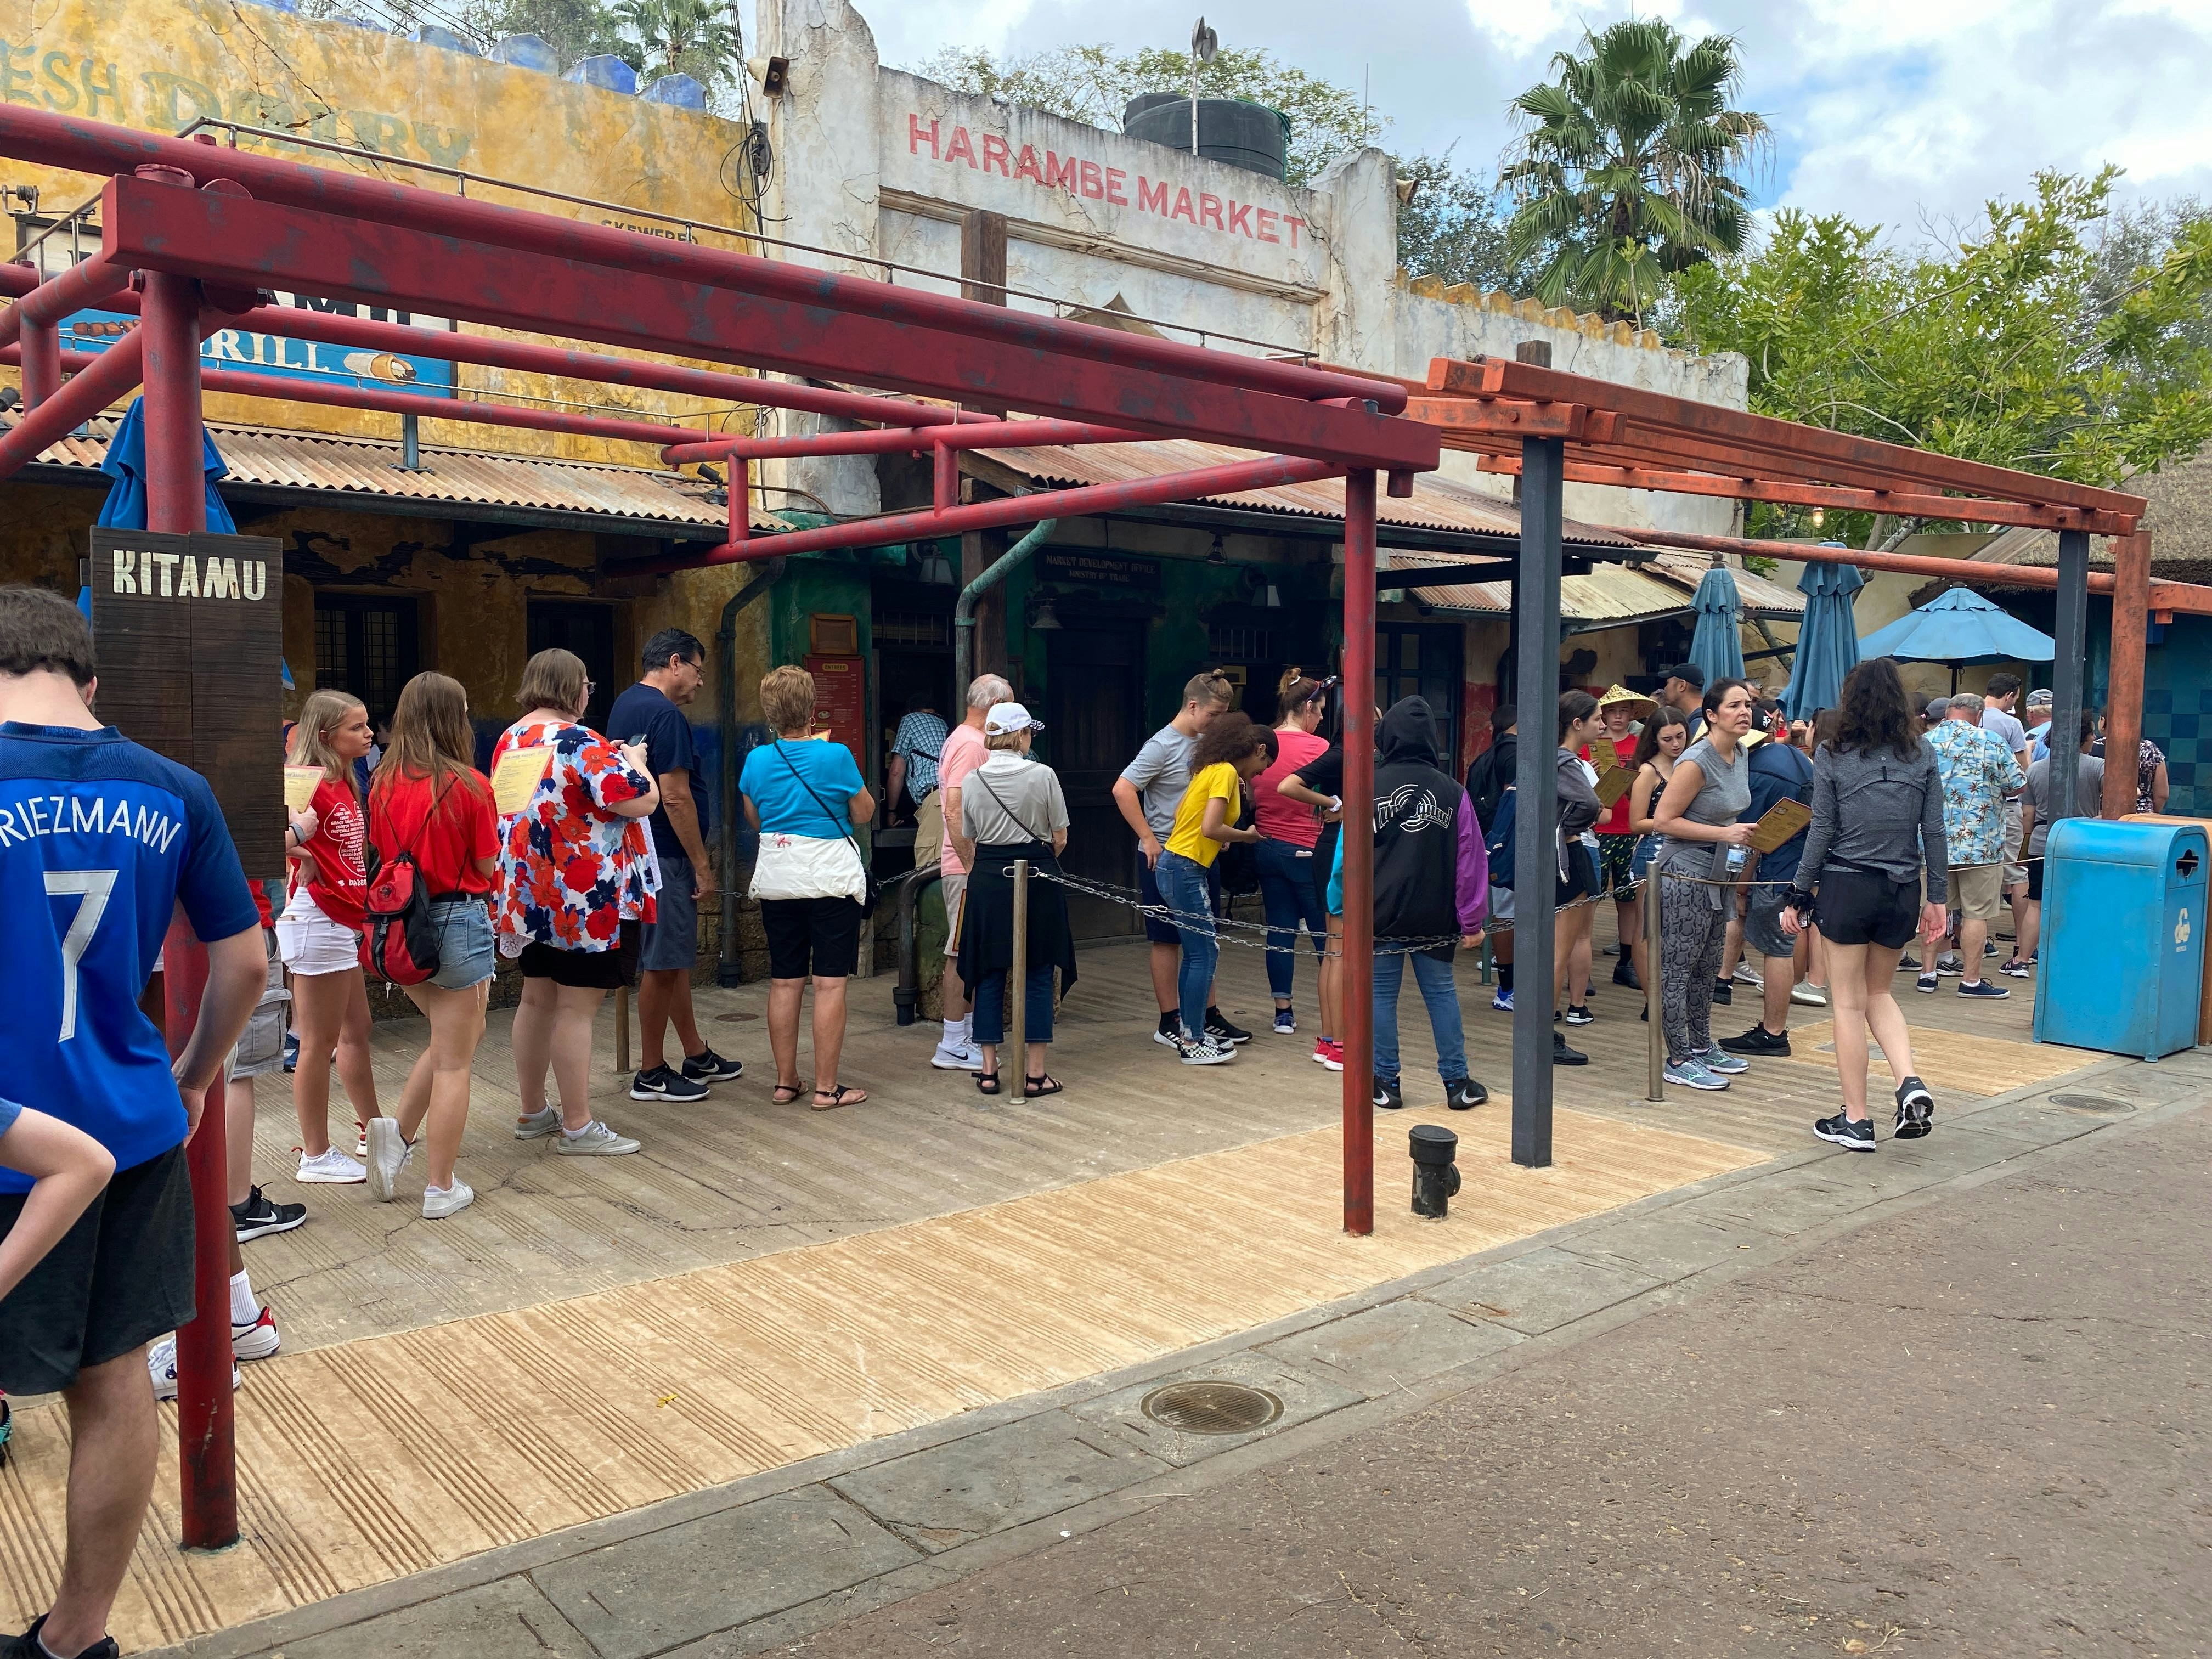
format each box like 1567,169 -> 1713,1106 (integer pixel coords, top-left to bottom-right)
1725,844 -> 1748,878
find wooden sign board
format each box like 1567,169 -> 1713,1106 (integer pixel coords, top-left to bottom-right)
89,528 -> 286,879
804,653 -> 868,777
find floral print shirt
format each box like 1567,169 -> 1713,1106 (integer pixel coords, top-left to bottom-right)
1925,717 -> 2025,868
490,719 -> 658,951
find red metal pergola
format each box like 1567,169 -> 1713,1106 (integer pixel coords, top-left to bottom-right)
3,105 -> 2201,1558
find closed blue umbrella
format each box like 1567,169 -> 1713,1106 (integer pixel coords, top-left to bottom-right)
1857,588 -> 2053,691
95,397 -> 237,533
1780,560 -> 1863,719
1687,560 -> 1746,682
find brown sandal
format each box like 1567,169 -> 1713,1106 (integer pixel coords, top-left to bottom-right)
772,1079 -> 808,1104
812,1084 -> 867,1111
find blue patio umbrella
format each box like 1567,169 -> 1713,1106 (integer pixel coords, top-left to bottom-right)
1686,560 -> 1746,682
1780,560 -> 1864,719
1857,588 -> 2054,691
95,397 -> 237,533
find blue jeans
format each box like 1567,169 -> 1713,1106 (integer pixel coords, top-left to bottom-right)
1254,837 -> 1327,1000
1372,951 -> 1468,1086
973,966 -> 1056,1046
1154,850 -> 1218,1040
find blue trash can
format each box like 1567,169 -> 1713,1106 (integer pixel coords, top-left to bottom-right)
2034,819 -> 2208,1059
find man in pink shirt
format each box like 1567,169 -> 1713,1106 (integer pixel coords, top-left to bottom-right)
932,673 -> 1013,1070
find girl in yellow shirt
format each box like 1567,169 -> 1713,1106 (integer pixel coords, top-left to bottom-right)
1155,713 -> 1274,1062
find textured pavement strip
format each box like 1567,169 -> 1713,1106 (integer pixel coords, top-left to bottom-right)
137,1045 -> 2206,1659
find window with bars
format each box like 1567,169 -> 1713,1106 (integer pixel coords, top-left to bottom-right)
1207,623 -> 1274,663
312,595 -> 420,726
875,611 -> 952,648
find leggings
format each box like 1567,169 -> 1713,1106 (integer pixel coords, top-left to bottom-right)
1661,882 -> 1730,1062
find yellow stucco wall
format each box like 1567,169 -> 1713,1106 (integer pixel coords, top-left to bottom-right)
0,0 -> 761,464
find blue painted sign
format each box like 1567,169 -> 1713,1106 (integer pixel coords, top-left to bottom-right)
61,294 -> 457,396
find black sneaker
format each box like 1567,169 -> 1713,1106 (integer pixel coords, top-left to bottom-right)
1205,1007 -> 1253,1046
1898,953 -> 1922,971
1153,1014 -> 1182,1048
1553,1032 -> 1588,1066
681,1047 -> 745,1084
1612,961 -> 1641,990
1894,1075 -> 1935,1139
1371,1076 -> 1404,1111
1564,1004 -> 1594,1026
229,1186 -> 307,1242
5,1618 -> 120,1659
1956,978 -> 2010,999
1814,1111 -> 1876,1152
1444,1077 -> 1487,1110
1719,1023 -> 1791,1057
629,1064 -> 709,1103
1711,979 -> 1734,1005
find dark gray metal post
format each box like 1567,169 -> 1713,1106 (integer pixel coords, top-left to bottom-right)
1511,434 -> 1564,1168
2051,529 -> 2089,823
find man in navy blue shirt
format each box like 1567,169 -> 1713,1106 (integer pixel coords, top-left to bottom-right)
0,586 -> 266,1659
1720,730 -> 1817,1057
608,628 -> 743,1105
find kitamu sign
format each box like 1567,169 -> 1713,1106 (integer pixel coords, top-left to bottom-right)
905,114 -> 1309,251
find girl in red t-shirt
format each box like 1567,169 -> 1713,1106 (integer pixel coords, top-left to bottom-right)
364,673 -> 500,1220
1251,670 -> 1335,1059
280,689 -> 383,1183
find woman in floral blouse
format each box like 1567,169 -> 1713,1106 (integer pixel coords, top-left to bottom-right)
490,648 -> 659,1156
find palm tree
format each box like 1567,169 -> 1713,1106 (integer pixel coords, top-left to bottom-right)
1499,19 -> 1768,324
615,0 -> 738,88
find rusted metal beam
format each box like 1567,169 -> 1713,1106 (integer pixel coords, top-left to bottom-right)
0,327 -> 144,479
661,417 -> 1146,466
1400,396 -> 1620,442
2103,532 -> 2152,820
101,174 -> 1436,473
0,251 -> 126,348
615,453 -> 1341,574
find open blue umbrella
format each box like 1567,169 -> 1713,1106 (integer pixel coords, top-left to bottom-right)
1780,560 -> 1864,719
95,397 -> 237,533
1687,560 -> 1746,682
1857,587 -> 2054,691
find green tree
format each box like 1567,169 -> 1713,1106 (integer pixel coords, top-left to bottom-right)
614,0 -> 738,88
912,42 -> 1383,188
1500,18 -> 1768,323
1393,149 -> 1526,292
460,0 -> 635,67
1664,170 -> 2212,530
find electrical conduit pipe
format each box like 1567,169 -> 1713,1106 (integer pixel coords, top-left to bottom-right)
953,518 -> 1058,696
715,557 -> 786,985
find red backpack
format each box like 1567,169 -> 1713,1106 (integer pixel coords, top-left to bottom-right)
359,781 -> 447,986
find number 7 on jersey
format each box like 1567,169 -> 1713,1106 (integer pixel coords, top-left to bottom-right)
47,870 -> 119,1042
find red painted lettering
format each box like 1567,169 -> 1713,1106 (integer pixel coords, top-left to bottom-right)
1285,216 -> 1305,249
1078,160 -> 1104,199
1045,150 -> 1079,191
1104,167 -> 1127,205
1256,208 -> 1280,243
1199,193 -> 1224,230
1171,186 -> 1196,223
981,134 -> 1011,176
1138,175 -> 1169,215
907,112 -> 939,159
944,125 -> 977,167
1227,200 -> 1253,237
1014,144 -> 1042,183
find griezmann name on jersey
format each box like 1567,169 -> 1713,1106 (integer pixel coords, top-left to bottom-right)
0,721 -> 259,1193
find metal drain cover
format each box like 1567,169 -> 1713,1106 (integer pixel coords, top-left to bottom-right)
2049,1093 -> 2135,1114
715,1010 -> 760,1022
1139,1381 -> 1284,1435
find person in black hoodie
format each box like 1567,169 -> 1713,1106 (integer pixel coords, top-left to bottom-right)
1335,698 -> 1491,1111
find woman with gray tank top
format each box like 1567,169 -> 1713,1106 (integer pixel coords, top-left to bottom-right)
1780,657 -> 1948,1152
1651,678 -> 1758,1090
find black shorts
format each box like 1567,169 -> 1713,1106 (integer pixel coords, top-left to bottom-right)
2027,858 -> 2046,903
0,1144 -> 195,1396
762,895 -> 864,979
1558,842 -> 1600,907
1142,858 -> 1221,945
518,919 -> 641,990
1814,868 -> 1919,950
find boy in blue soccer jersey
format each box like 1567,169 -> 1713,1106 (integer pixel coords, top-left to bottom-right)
0,588 -> 266,1659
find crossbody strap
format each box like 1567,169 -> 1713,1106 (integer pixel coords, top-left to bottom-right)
774,742 -> 866,865
965,766 -> 1048,845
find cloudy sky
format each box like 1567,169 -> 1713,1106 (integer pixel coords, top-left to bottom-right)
856,0 -> 2212,242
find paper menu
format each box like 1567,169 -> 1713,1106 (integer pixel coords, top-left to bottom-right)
1594,763 -> 1634,810
491,745 -> 555,815
1746,797 -> 1812,854
282,765 -> 321,813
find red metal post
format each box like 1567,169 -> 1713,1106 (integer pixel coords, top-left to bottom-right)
18,318 -> 59,409
140,224 -> 237,1551
1341,469 -> 1378,1235
0,329 -> 145,481
0,251 -> 127,348
727,456 -> 748,545
933,439 -> 959,514
2103,531 -> 2152,821
662,417 -> 1144,466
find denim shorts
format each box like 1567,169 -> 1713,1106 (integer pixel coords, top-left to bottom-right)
428,896 -> 496,990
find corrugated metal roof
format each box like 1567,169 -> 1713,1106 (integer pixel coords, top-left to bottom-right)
1372,548 -> 1805,627
972,437 -> 1637,547
4,414 -> 781,532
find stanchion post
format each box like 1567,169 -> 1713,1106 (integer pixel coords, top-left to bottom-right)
2050,529 -> 2089,823
2101,530 -> 2152,822
1644,877 -> 1664,1103
1341,469 -> 1378,1235
1008,859 -> 1029,1087
613,984 -> 630,1074
1511,434 -> 1565,1168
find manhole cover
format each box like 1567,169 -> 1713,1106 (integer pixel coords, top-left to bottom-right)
2048,1093 -> 2135,1114
715,1010 -> 760,1022
1139,1381 -> 1283,1435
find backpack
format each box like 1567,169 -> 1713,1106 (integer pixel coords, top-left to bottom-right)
359,781 -> 447,986
1484,783 -> 1517,891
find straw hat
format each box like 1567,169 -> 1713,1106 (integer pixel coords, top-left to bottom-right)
1595,684 -> 1656,721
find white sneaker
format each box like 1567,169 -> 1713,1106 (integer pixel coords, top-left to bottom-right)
930,1041 -> 984,1071
422,1181 -> 476,1220
232,1307 -> 281,1362
512,1106 -> 563,1140
364,1117 -> 411,1203
1175,1034 -> 1236,1066
1791,983 -> 1830,1007
1732,962 -> 1765,989
554,1120 -> 641,1156
148,1336 -> 242,1401
296,1147 -> 366,1184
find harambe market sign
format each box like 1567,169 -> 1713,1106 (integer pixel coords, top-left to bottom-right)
904,112 -> 1311,252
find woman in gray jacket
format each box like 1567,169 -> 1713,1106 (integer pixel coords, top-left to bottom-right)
1781,657 -> 1950,1152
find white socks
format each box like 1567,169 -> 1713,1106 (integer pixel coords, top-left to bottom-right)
229,1269 -> 257,1326
962,1012 -> 974,1044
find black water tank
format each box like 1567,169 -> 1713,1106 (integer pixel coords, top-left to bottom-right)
1121,96 -> 1289,181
